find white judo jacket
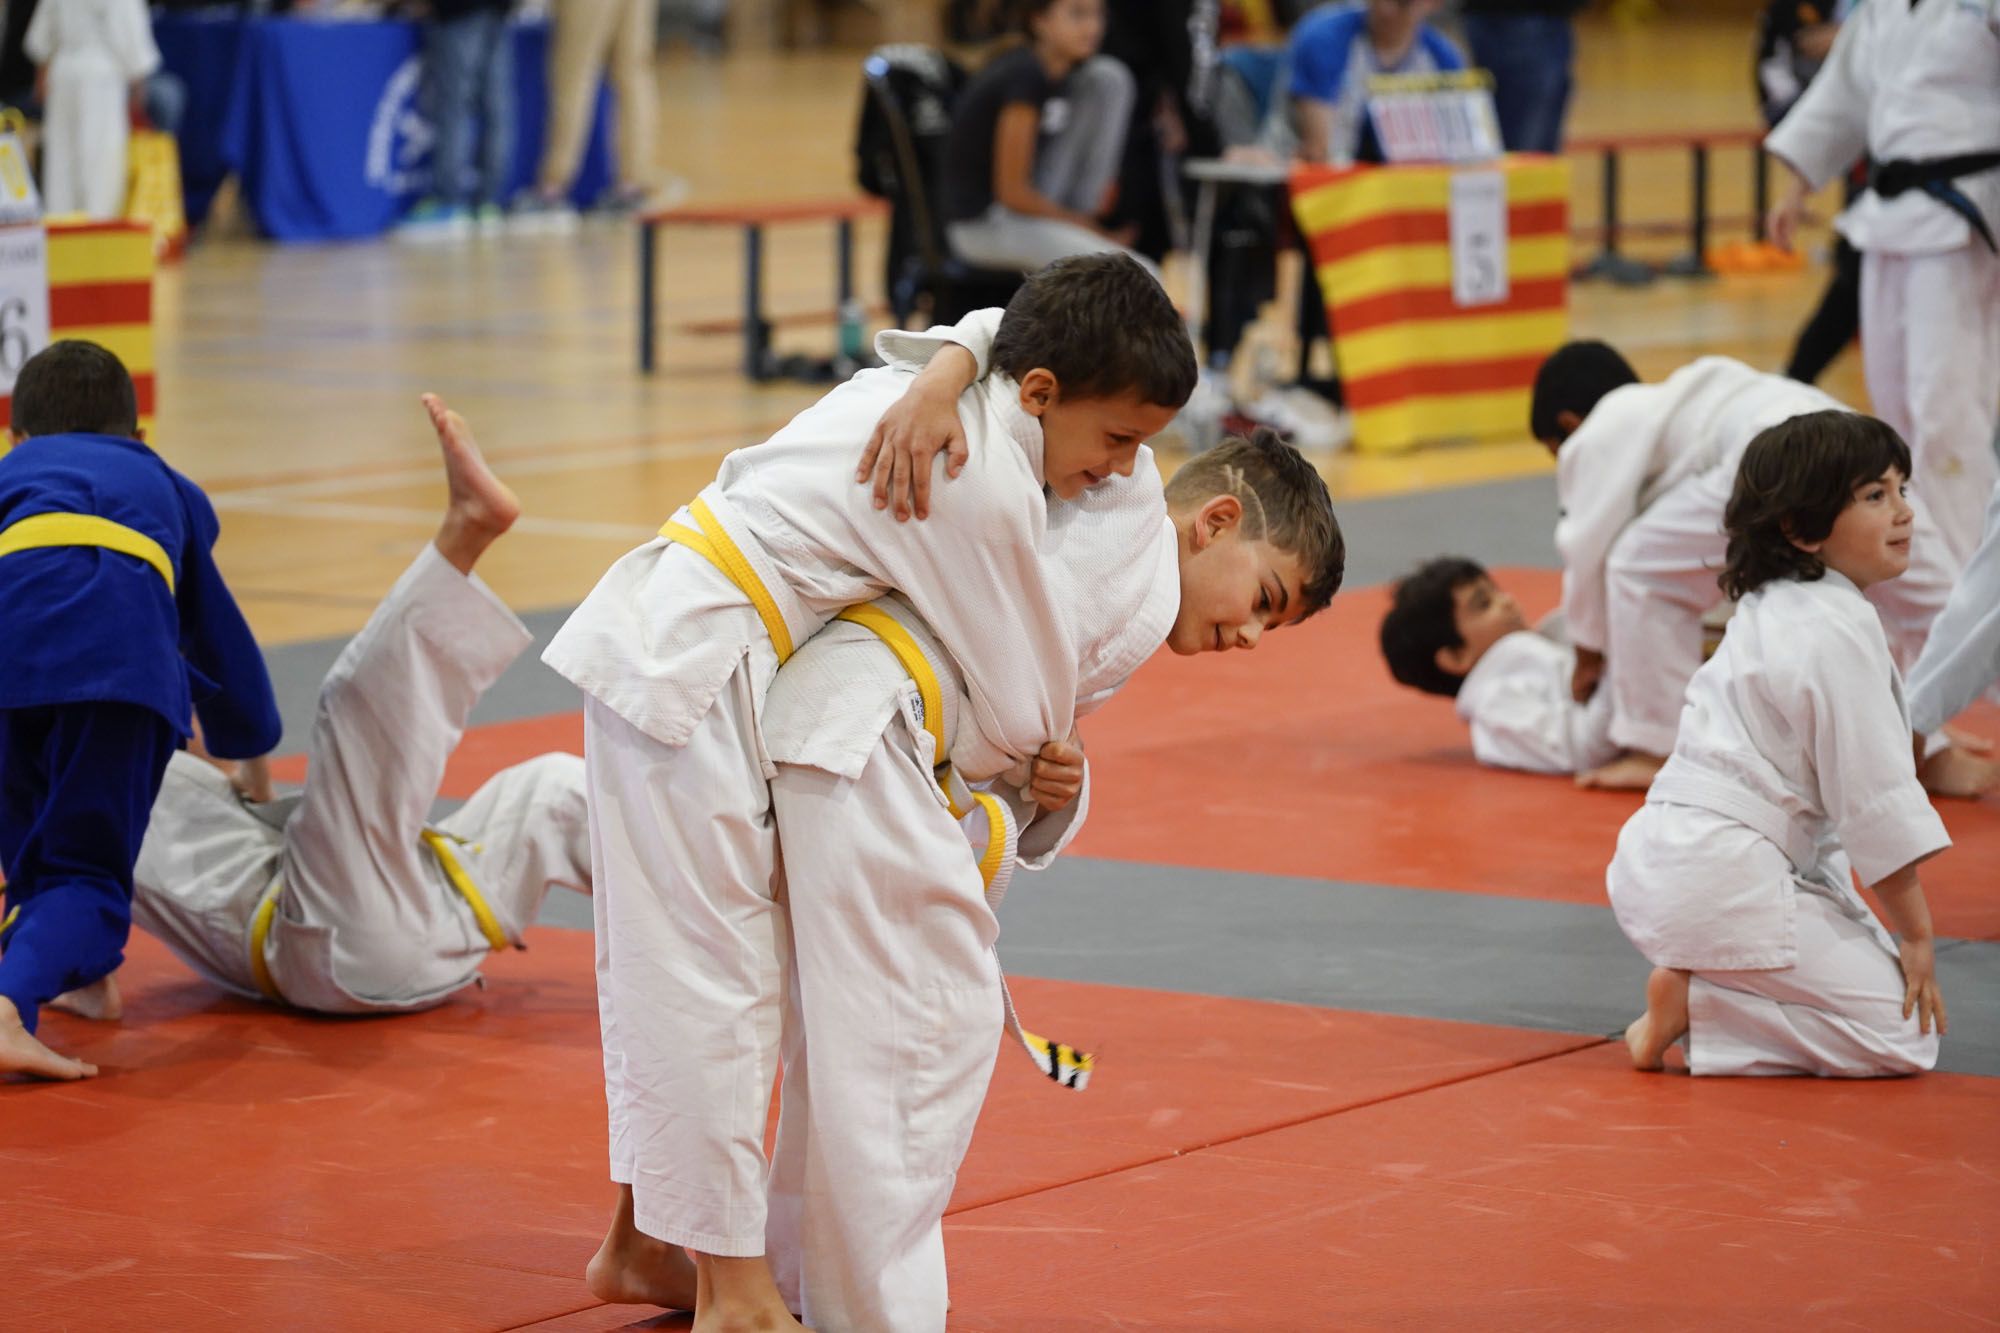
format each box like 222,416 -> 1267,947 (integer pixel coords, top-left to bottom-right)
1555,358 -> 1844,652
1454,627 -> 1619,775
1766,0 -> 2000,256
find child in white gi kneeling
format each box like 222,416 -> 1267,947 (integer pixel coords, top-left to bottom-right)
1611,410 -> 1951,1077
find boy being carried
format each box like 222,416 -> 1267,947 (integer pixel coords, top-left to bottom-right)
545,253 -> 1196,1331
1529,341 -> 1954,789
1379,556 -> 1619,776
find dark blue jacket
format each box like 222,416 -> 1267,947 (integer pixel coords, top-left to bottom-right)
0,433 -> 280,758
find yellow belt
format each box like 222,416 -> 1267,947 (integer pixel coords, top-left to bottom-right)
246,832 -> 514,1003
0,512 -> 176,592
659,497 -> 795,664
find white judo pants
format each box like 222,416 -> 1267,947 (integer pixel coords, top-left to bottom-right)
40,61 -> 131,220
1686,884 -> 1938,1078
582,651 -> 787,1257
1860,244 -> 2000,568
267,545 -> 591,1013
764,705 -> 1004,1333
1601,465 -> 1955,757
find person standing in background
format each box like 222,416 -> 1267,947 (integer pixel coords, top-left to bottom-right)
400,0 -> 516,239
512,0 -> 659,226
26,0 -> 160,220
1458,0 -> 1583,154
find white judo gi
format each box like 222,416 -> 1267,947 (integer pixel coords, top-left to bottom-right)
1455,626 -> 1619,775
131,545 -> 591,1013
1766,0 -> 2000,567
1556,356 -> 1953,757
26,0 -> 160,221
1908,477 -> 2000,733
544,324 -> 1096,1256
1607,571 -> 1951,1077
755,439 -> 1177,1333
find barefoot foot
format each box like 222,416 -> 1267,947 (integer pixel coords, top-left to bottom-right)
1577,751 -> 1667,791
424,393 -> 521,575
1625,966 -> 1691,1072
0,996 -> 97,1081
1919,744 -> 2000,800
586,1186 -> 697,1308
693,1252 -> 807,1333
49,971 -> 121,1021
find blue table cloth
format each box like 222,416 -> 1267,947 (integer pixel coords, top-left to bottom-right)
157,14 -> 613,242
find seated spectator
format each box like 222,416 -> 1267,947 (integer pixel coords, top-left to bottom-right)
942,0 -> 1159,280
1289,0 -> 1464,166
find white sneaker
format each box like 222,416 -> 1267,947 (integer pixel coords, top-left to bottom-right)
1165,367 -> 1234,452
1243,385 -> 1353,453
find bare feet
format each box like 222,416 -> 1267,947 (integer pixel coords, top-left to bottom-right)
587,1184 -> 698,1309
424,393 -> 521,576
1624,966 -> 1691,1072
1577,751 -> 1667,791
1919,744 -> 2000,800
0,996 -> 98,1081
49,971 -> 122,1021
693,1253 -> 808,1333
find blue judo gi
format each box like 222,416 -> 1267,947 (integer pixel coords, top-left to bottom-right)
0,433 -> 280,1033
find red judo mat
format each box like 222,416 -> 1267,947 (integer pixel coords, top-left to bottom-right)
16,931 -> 1996,1330
16,569 -> 1998,1328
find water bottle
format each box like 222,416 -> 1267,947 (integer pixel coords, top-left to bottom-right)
838,298 -> 866,364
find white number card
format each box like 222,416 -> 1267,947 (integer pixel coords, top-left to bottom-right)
1448,170 -> 1508,308
0,223 -> 51,397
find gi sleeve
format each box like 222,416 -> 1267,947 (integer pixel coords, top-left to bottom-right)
174,483 -> 281,759
1468,678 -> 1592,775
1763,1 -> 1873,189
873,307 -> 1004,378
1553,391 -> 1667,653
1795,607 -> 1950,887
109,0 -> 162,82
23,0 -> 52,64
1906,483 -> 2000,734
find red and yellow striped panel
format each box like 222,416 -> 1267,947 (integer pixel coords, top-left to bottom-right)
0,221 -> 156,445
1291,157 -> 1570,453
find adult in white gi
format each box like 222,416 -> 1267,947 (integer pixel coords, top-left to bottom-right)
1543,350 -> 1952,786
548,254 -> 1190,1328
82,398 -> 592,1019
1766,0 -> 2000,567
1609,417 -> 1950,1077
26,0 -> 160,220
1908,477 -> 2000,735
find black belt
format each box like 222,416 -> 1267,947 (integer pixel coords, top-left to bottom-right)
1868,152 -> 2000,253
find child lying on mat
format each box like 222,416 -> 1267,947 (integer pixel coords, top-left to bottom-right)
1378,556 -> 1619,777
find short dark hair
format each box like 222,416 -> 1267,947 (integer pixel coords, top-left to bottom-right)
10,340 -> 139,440
1011,0 -> 1061,33
1529,340 -> 1639,443
1164,427 -> 1345,620
1720,410 -> 1911,601
991,253 -> 1198,412
1380,556 -> 1487,697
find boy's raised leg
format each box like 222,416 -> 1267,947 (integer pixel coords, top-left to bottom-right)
1625,966 -> 1691,1071
586,1183 -> 699,1310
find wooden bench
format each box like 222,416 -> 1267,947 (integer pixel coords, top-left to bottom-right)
636,196 -> 890,381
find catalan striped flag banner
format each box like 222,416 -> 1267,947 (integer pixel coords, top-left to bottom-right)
1290,157 -> 1570,453
46,220 -> 155,435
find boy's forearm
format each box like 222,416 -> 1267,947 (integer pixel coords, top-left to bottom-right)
1870,863 -> 1936,942
910,344 -> 979,399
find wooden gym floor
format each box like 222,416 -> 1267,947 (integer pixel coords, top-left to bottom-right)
12,15 -> 1997,1331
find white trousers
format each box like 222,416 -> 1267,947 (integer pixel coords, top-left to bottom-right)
1907,477 -> 2000,733
40,62 -> 129,220
583,655 -> 786,1257
764,704 -> 1004,1333
266,545 -> 590,1013
1686,885 -> 1938,1078
1861,245 -> 2000,568
1601,467 -> 1955,756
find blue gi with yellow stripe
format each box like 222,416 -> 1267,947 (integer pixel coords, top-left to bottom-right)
0,433 -> 280,1033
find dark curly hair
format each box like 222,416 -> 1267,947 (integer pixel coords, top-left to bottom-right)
990,252 -> 1197,412
1379,556 -> 1488,697
1165,427 -> 1345,621
1719,410 -> 1912,601
1529,340 -> 1639,445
